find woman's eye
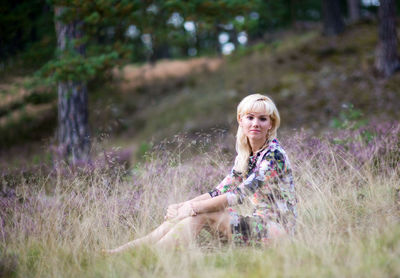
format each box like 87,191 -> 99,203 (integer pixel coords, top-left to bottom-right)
247,116 -> 253,120
260,118 -> 267,121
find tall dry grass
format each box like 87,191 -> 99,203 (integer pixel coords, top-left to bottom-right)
1,123 -> 400,277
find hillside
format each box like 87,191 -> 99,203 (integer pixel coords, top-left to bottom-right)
1,21 -> 399,169
126,22 -> 399,138
90,21 -> 400,148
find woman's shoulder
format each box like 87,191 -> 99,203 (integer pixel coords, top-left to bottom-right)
263,138 -> 287,156
260,139 -> 291,166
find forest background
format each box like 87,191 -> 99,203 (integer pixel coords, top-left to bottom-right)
1,0 -> 400,277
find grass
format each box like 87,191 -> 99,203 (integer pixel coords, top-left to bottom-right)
1,120 -> 400,277
1,20 -> 400,277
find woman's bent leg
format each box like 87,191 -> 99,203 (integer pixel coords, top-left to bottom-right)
105,221 -> 176,254
155,210 -> 231,249
204,210 -> 232,241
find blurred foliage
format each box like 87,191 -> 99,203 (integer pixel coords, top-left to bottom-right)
35,50 -> 119,84
0,1 -> 55,68
137,141 -> 154,160
331,103 -> 375,146
29,0 -> 257,85
2,0 -> 382,82
331,103 -> 367,131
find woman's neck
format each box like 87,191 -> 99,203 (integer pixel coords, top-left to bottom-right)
249,138 -> 267,153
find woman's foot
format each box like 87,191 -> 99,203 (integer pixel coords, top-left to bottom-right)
101,248 -> 119,255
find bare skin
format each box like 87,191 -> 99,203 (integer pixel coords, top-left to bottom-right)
104,194 -> 231,253
238,112 -> 272,153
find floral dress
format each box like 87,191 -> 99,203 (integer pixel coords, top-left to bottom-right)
209,138 -> 296,245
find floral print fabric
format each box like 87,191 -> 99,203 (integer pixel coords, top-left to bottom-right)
209,138 -> 296,245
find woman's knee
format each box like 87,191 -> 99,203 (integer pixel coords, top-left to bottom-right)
197,211 -> 229,228
173,211 -> 228,232
199,211 -> 231,238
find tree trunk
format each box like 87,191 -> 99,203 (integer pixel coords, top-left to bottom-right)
322,0 -> 345,36
288,0 -> 296,26
151,42 -> 171,62
55,7 -> 90,164
375,0 -> 400,78
214,21 -> 223,56
347,0 -> 360,23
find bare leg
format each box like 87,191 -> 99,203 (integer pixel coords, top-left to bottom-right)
155,210 -> 231,249
105,220 -> 176,254
204,210 -> 232,240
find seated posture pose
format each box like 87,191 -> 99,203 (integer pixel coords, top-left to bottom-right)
105,93 -> 296,252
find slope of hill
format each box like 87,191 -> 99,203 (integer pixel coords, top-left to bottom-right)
1,21 -> 399,168
99,21 -> 399,145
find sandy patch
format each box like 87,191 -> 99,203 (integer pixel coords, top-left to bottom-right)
114,57 -> 222,92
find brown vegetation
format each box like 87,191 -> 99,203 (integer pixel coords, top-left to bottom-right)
114,57 -> 222,93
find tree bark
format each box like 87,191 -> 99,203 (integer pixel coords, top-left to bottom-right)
347,0 -> 360,23
55,7 -> 90,164
322,0 -> 345,36
375,0 -> 400,78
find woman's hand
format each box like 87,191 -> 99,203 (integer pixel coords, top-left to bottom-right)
165,203 -> 183,220
175,202 -> 196,221
165,201 -> 198,221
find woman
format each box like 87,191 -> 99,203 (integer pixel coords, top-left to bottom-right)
105,93 -> 296,252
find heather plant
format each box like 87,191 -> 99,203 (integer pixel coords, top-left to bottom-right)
1,126 -> 400,277
328,103 -> 400,172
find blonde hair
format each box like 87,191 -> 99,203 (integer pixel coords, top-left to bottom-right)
234,94 -> 280,174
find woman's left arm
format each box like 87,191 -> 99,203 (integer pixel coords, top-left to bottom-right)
173,194 -> 228,220
191,194 -> 228,214
165,193 -> 211,220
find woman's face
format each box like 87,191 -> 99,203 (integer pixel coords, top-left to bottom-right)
239,112 -> 272,142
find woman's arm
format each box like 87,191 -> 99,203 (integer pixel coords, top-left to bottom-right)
165,193 -> 211,220
166,163 -> 240,220
173,194 -> 228,220
192,194 -> 227,214
187,193 -> 212,203
209,170 -> 242,198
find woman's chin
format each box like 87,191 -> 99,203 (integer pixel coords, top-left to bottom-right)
247,135 -> 265,141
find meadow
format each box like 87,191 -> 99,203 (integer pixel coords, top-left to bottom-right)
1,20 -> 400,277
1,117 -> 399,277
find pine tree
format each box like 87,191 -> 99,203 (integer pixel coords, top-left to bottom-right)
347,0 -> 360,23
322,0 -> 345,36
54,6 -> 90,164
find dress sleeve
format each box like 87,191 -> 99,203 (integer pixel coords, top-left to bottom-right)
226,149 -> 295,208
209,160 -> 243,198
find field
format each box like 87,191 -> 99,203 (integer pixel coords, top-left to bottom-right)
1,22 -> 400,277
1,121 -> 400,277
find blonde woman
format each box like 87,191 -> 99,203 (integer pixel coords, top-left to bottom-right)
105,93 -> 296,252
